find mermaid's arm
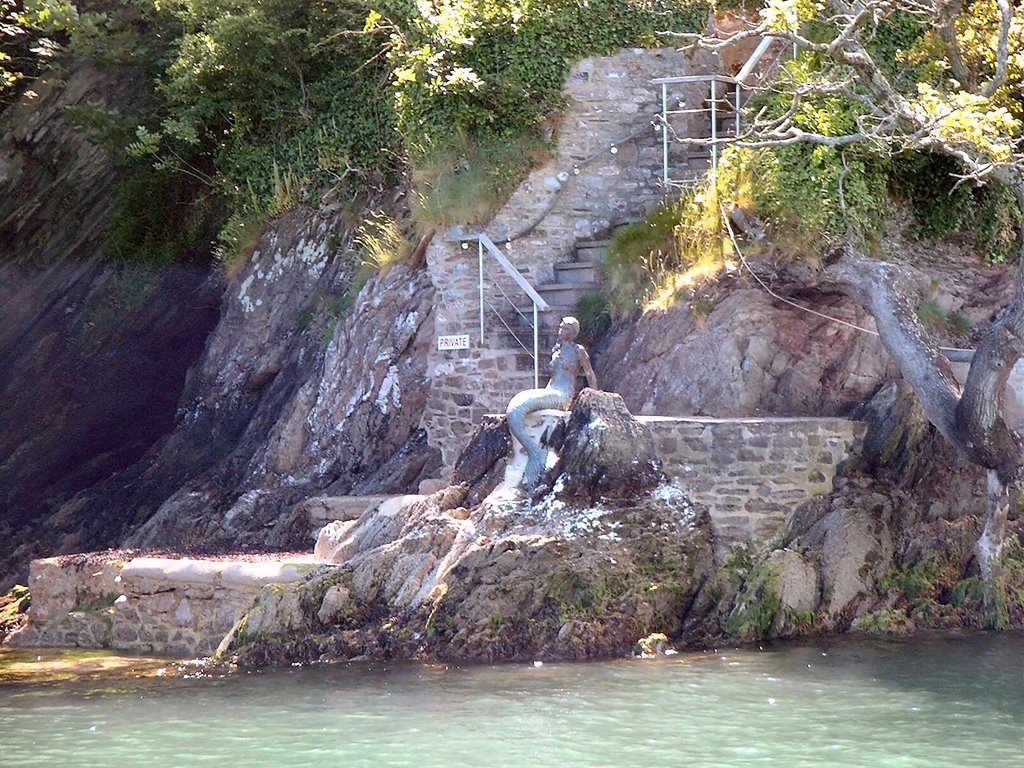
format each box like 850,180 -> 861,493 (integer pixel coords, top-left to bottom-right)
578,345 -> 597,390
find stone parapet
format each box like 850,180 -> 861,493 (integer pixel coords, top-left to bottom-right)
475,412 -> 863,550
639,416 -> 866,547
8,554 -> 314,656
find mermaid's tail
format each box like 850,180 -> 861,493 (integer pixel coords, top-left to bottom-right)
506,388 -> 568,490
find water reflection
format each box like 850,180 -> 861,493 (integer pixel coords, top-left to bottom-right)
1,632 -> 1021,767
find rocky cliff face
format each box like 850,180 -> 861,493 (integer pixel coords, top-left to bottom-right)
3,46 -> 1020,654
599,287 -> 896,417
0,60 -> 222,589
0,202 -> 443,590
0,59 -> 440,589
118,210 -> 441,552
219,391 -> 717,664
596,234 -> 1017,420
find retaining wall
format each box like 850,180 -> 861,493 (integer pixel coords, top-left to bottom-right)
421,47 -> 715,467
640,416 -> 865,546
8,555 -> 313,656
10,417 -> 863,656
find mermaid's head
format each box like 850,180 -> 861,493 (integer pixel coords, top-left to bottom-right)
558,316 -> 580,341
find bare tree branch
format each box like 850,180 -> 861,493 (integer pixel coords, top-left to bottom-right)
979,0 -> 1013,98
680,1 -> 1024,607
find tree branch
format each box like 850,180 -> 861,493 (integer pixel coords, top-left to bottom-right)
979,0 -> 1013,98
824,243 -> 962,442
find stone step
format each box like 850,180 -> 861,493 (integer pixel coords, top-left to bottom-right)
492,323 -> 558,350
293,495 -> 393,538
497,302 -> 618,354
554,261 -> 602,284
511,305 -> 609,332
575,241 -> 610,263
686,155 -> 712,173
537,282 -> 598,308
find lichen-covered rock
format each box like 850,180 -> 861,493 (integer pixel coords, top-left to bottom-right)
714,546 -> 821,642
547,389 -> 662,504
222,397 -> 715,665
427,490 -> 714,661
598,287 -> 899,418
316,584 -> 352,624
0,585 -> 31,640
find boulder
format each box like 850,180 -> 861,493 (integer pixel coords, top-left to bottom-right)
546,389 -> 663,503
223,393 -> 716,665
452,415 -> 511,505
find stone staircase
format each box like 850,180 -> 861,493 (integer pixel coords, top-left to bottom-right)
499,238 -> 610,352
537,239 -> 607,316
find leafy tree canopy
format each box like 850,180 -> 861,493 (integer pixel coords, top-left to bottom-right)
5,0 -> 710,261
693,0 -> 1022,261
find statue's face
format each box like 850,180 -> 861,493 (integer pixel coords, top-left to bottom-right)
558,321 -> 576,341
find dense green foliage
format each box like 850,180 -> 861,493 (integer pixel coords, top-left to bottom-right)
7,0 -> 708,263
2,0 -> 47,107
9,1 -> 1020,270
892,153 -> 1024,263
380,0 -> 708,226
381,0 -> 706,151
596,0 -> 1021,314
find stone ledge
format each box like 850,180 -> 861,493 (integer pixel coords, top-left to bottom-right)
484,411 -> 864,551
122,557 -> 313,587
9,553 -> 316,656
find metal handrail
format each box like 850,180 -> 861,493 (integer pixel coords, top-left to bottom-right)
654,38 -> 793,187
735,36 -> 779,84
473,232 -> 550,387
484,262 -> 533,327
653,74 -> 742,185
483,263 -> 536,356
484,296 -> 533,356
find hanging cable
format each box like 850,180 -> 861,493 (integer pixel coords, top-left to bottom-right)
719,203 -> 975,359
719,203 -> 880,336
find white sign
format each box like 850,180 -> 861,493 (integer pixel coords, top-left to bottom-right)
437,334 -> 470,351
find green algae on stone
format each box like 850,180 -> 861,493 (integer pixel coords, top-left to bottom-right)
0,647 -> 174,684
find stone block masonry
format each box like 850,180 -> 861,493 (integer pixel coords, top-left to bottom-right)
421,47 -> 716,468
9,554 -> 314,656
11,417 -> 862,655
640,416 -> 866,549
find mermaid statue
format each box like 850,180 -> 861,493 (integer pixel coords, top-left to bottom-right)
506,316 -> 598,490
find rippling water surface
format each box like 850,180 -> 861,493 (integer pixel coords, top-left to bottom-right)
1,633 -> 1021,767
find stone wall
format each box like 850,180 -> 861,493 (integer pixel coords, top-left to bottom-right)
9,555 -> 313,656
421,47 -> 715,467
10,416 -> 862,656
640,417 -> 865,549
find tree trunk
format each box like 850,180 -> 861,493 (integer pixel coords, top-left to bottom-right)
824,239 -> 1024,623
977,470 -> 1011,626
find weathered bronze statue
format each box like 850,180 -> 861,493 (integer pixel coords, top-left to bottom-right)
506,316 -> 598,489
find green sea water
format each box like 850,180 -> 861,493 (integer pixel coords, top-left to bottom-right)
1,632 -> 1021,767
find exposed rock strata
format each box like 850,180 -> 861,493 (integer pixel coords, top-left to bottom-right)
109,213 -> 442,553
684,383 -> 1023,645
599,286 -> 899,417
0,111 -> 441,588
0,60 -> 221,590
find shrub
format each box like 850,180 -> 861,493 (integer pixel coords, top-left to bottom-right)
891,152 -> 1023,264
